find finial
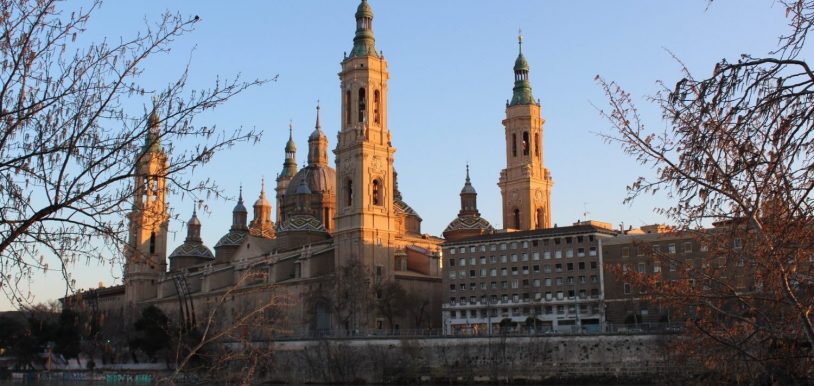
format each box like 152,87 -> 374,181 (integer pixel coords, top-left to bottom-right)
315,100 -> 322,129
261,177 -> 266,196
466,163 -> 471,182
193,201 -> 197,216
518,28 -> 523,53
289,120 -> 293,137
239,184 -> 243,200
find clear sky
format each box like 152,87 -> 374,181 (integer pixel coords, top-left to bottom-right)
4,0 -> 794,310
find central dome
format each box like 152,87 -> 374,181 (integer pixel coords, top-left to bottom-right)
285,165 -> 335,196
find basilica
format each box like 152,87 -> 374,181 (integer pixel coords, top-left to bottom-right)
75,0 -> 558,335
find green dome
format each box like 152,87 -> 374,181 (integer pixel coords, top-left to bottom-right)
285,136 -> 296,152
514,52 -> 529,72
356,0 -> 373,19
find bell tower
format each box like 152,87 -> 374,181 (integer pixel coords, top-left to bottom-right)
334,0 -> 396,283
498,35 -> 553,230
125,99 -> 169,305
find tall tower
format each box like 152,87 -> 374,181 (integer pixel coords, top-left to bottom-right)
498,35 -> 553,230
276,122 -> 297,223
125,99 -> 169,305
334,0 -> 396,283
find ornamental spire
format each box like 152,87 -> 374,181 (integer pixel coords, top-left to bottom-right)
510,32 -> 536,106
143,96 -> 163,153
279,121 -> 298,179
350,0 -> 377,58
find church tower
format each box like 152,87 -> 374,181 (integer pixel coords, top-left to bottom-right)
276,122 -> 297,223
498,35 -> 553,230
334,0 -> 396,284
124,99 -> 169,305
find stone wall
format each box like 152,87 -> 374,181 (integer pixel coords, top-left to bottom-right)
266,334 -> 682,384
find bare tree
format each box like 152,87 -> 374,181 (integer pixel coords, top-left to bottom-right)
598,0 -> 814,382
0,0 -> 267,307
333,259 -> 372,334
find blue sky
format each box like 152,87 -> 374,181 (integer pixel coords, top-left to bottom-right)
6,1 -> 794,310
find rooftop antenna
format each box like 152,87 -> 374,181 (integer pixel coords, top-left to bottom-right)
582,202 -> 590,221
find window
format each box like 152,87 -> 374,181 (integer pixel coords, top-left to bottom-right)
373,90 -> 380,124
532,251 -> 540,260
345,90 -> 351,125
556,277 -> 563,285
555,263 -> 563,272
511,254 -> 518,262
470,246 -> 476,253
533,265 -> 540,273
500,255 -> 507,263
590,275 -> 598,283
544,278 -> 551,286
469,257 -> 476,265
522,131 -> 530,155
566,249 -> 574,258
511,267 -> 518,275
544,251 -> 551,259
577,248 -> 585,257
621,247 -> 629,258
544,264 -> 551,273
469,270 -> 476,277
578,262 -> 585,270
449,284 -> 456,291
555,250 -> 562,259
448,258 -> 455,267
653,262 -> 661,273
371,179 -> 381,205
480,269 -> 487,277
500,243 -> 507,251
624,283 -> 631,294
533,279 -> 541,287
490,255 -> 497,263
590,261 -> 597,269
514,208 -> 520,229
459,258 -> 466,267
480,256 -> 486,265
637,262 -> 646,273
668,243 -> 676,254
449,271 -> 457,279
589,246 -> 597,256
345,179 -> 353,206
357,88 -> 366,122
521,253 -> 528,261
566,263 -> 574,271
490,269 -> 496,277
512,133 -> 517,157
511,280 -> 519,289
501,268 -> 507,276
734,238 -> 742,249
683,242 -> 693,253
490,244 -> 497,251
449,248 -> 456,255
149,231 -> 156,254
652,244 -> 660,254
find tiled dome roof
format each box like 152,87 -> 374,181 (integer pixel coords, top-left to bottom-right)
169,242 -> 214,260
277,214 -> 327,233
214,230 -> 248,248
444,215 -> 494,234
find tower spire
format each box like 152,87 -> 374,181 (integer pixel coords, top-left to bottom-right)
308,101 -> 329,166
143,96 -> 163,154
350,0 -> 377,57
510,33 -> 535,106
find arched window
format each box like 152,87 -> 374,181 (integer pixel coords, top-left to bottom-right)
358,88 -> 366,123
149,231 -> 156,254
536,208 -> 544,229
512,133 -> 517,157
324,208 -> 330,230
373,90 -> 380,124
522,131 -> 530,156
346,179 -> 353,207
152,176 -> 160,201
372,179 -> 381,205
345,90 -> 351,125
513,209 -> 520,229
143,178 -> 149,203
535,133 -> 541,158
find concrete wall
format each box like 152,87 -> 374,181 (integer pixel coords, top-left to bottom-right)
265,334 -> 680,384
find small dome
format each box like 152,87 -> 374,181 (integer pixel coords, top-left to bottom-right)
461,165 -> 477,194
254,180 -> 271,208
215,230 -> 248,248
286,165 -> 336,196
232,186 -> 247,213
514,52 -> 529,72
285,135 -> 297,153
309,127 -> 326,141
277,213 -> 327,233
356,0 -> 373,19
188,211 -> 201,226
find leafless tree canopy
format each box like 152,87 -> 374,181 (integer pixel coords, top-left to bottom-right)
0,0 -> 267,307
599,0 -> 813,383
